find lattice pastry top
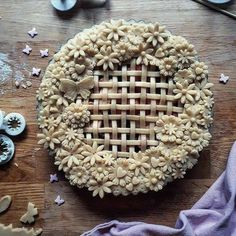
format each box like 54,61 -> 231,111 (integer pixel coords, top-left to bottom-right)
37,20 -> 214,198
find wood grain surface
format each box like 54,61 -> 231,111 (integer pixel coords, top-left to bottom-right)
0,1 -> 236,235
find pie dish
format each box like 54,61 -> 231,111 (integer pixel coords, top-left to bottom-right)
37,20 -> 214,198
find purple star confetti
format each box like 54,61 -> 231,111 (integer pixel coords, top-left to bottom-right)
40,49 -> 49,58
55,195 -> 65,206
32,67 -> 41,76
22,45 -> 32,55
219,73 -> 229,84
50,173 -> 58,183
28,27 -> 38,38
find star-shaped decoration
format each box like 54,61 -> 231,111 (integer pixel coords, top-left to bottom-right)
55,195 -> 64,206
22,45 -> 32,55
40,49 -> 49,58
219,73 -> 229,84
32,67 -> 41,76
50,173 -> 58,183
28,27 -> 38,38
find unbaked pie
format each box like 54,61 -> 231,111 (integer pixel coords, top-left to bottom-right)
37,20 -> 213,198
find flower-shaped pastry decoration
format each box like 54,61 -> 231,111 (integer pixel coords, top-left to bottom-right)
95,46 -> 119,70
56,144 -> 83,171
82,142 -> 105,166
174,69 -> 195,85
88,176 -> 113,198
136,43 -> 154,66
37,20 -> 213,198
37,127 -> 63,150
103,19 -> 127,41
173,81 -> 197,104
68,166 -> 89,186
129,152 -> 150,176
62,103 -> 90,128
159,56 -> 177,76
61,128 -> 84,147
195,79 -> 214,101
191,61 -> 208,81
143,23 -> 169,47
145,169 -> 164,191
67,37 -> 89,59
180,105 -> 204,129
109,158 -> 133,187
173,42 -> 197,69
154,115 -> 184,143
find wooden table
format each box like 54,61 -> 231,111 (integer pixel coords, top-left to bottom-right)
0,0 -> 235,235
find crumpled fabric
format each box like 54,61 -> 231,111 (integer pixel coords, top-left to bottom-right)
82,142 -> 236,236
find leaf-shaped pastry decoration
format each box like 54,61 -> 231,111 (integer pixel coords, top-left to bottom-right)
60,76 -> 94,100
20,202 -> 38,224
0,223 -> 42,236
0,195 -> 12,214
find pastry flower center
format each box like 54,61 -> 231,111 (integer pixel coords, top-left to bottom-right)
164,123 -> 177,135
151,177 -> 158,184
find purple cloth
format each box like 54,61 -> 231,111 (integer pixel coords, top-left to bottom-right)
82,142 -> 236,236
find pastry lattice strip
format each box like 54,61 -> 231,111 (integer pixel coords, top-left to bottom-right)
84,59 -> 183,158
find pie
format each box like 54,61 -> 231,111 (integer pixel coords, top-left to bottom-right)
37,20 -> 214,198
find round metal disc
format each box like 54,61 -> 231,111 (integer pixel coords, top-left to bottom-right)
0,134 -> 14,165
206,0 -> 232,4
3,113 -> 26,136
51,0 -> 77,11
0,111 -> 4,129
